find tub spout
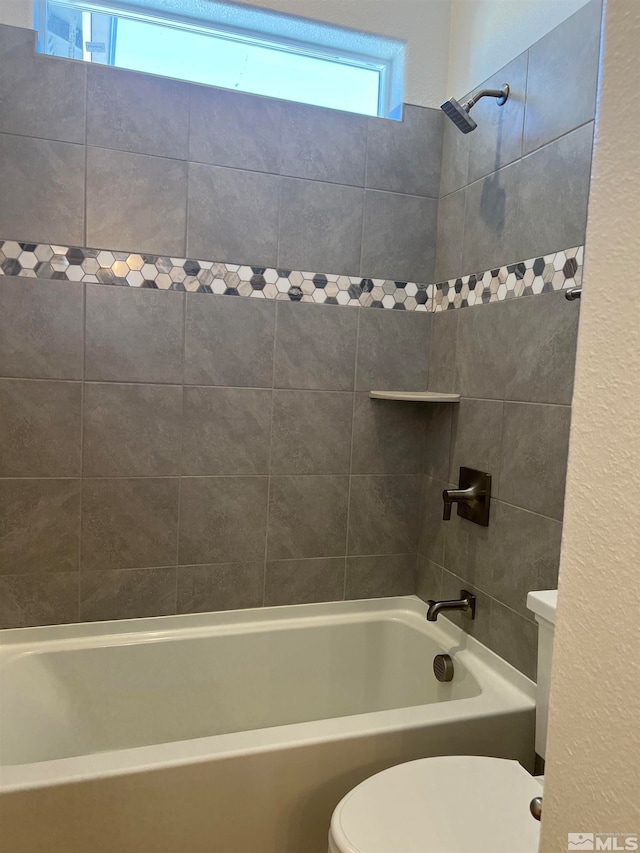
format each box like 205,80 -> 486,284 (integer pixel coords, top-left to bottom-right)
426,589 -> 476,622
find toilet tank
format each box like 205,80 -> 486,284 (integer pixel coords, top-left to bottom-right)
526,590 -> 558,760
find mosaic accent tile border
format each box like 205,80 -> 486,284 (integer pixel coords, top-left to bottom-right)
432,246 -> 584,312
0,239 -> 583,312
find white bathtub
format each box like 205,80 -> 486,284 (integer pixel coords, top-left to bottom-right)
0,596 -> 535,853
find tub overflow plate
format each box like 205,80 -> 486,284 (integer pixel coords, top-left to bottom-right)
433,653 -> 454,682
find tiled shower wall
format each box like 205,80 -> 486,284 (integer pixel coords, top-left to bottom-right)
0,23 -> 442,284
416,0 -> 602,678
417,292 -> 580,679
435,0 -> 601,284
0,19 -> 442,628
0,280 -> 432,628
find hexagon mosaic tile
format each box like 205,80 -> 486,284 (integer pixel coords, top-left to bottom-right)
0,239 -> 583,312
432,246 -> 584,312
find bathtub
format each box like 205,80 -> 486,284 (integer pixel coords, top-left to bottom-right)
0,596 -> 535,853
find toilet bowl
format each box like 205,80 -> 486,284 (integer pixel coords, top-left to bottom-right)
328,590 -> 556,853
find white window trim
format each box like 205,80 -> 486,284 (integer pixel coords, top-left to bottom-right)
36,0 -> 405,118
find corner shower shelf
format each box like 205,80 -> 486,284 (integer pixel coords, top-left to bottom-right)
369,390 -> 461,402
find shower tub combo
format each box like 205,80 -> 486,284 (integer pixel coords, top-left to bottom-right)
0,596 -> 535,853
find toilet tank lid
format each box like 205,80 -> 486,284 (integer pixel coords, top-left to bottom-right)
527,590 -> 558,625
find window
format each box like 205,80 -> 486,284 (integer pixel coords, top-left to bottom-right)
35,0 -> 405,118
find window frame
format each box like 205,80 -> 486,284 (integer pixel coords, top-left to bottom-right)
35,0 -> 402,118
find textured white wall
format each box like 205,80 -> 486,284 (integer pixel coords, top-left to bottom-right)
0,0 -> 32,28
447,0 -> 590,97
540,0 -> 640,845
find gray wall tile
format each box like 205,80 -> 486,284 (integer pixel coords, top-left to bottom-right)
0,572 -> 79,629
449,398 -> 503,484
82,383 -> 182,477
0,379 -> 81,476
455,301 -> 511,399
177,562 -> 264,613
187,163 -> 279,266
85,286 -> 184,384
415,556 -> 442,602
467,53 -> 527,184
351,393 -> 425,475
490,501 -> 562,617
281,103 -> 367,186
504,291 -> 580,405
423,404 -> 453,482
274,301 -> 357,391
81,478 -> 179,571
264,557 -> 345,606
86,147 -> 187,256
439,116 -> 470,197
428,309 -> 458,393
278,178 -> 363,275
79,567 -> 176,622
361,190 -> 437,282
184,294 -> 275,388
0,278 -> 83,380
189,86 -> 282,173
267,475 -> 349,560
524,0 -> 601,154
462,160 -> 521,275
517,123 -> 594,261
367,105 -> 442,197
440,567 -> 492,647
417,476 -> 447,566
443,508 -> 493,593
0,133 -> 85,245
435,188 -> 466,282
347,475 -> 421,556
355,309 -> 431,392
182,387 -> 272,475
0,27 -> 85,143
345,554 -> 415,599
87,65 -> 189,159
179,477 -> 268,565
488,598 -> 538,680
0,479 -> 80,575
499,402 -> 571,520
270,390 -> 352,475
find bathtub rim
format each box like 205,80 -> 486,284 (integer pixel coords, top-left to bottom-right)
0,595 -> 536,793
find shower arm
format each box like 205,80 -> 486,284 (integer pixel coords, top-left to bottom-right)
463,85 -> 510,112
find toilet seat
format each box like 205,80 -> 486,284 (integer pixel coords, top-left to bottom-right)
328,755 -> 543,853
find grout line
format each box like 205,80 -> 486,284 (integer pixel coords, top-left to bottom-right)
0,472 -> 453,481
343,309 -> 361,599
0,553 -> 418,581
77,281 -> 87,619
261,304 -> 279,605
83,66 -> 88,249
275,166 -> 283,269
174,291 -> 187,610
0,129 -> 437,200
521,49 -> 530,161
358,125 -> 370,277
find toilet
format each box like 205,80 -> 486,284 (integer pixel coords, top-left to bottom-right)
328,590 -> 557,853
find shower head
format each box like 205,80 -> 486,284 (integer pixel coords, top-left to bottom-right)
441,97 -> 477,134
441,84 -> 510,134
